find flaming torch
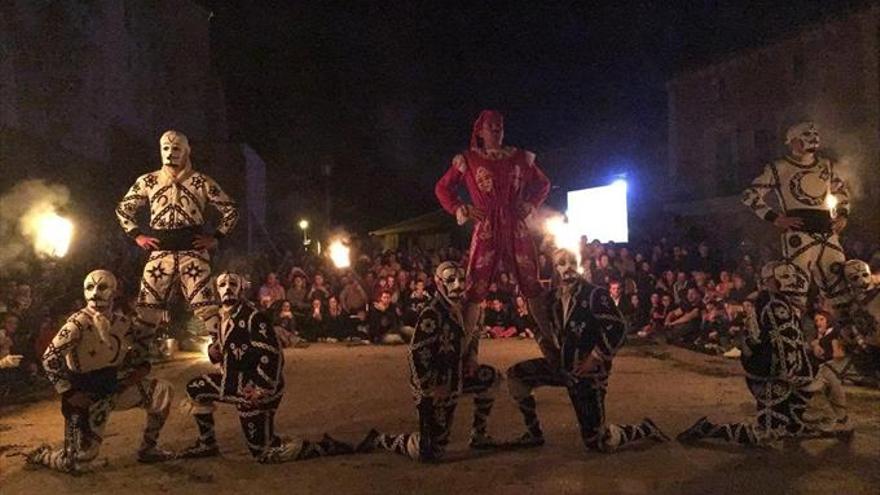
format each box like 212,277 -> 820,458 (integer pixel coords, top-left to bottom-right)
329,239 -> 351,269
545,214 -> 583,273
22,206 -> 74,258
825,193 -> 838,218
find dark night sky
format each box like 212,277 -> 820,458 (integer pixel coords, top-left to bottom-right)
199,0 -> 868,231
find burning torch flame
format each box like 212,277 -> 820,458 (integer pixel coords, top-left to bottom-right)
825,193 -> 838,211
329,239 -> 351,269
23,207 -> 74,258
545,215 -> 583,273
199,340 -> 212,362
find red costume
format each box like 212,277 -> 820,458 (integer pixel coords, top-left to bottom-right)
435,111 -> 551,302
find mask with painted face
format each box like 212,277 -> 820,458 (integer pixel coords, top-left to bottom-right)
785,121 -> 820,154
844,259 -> 872,293
553,248 -> 580,286
159,130 -> 192,170
216,272 -> 244,308
434,261 -> 466,303
761,261 -> 807,296
84,270 -> 117,313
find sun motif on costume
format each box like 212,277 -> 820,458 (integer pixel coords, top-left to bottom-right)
143,174 -> 159,188
788,167 -> 830,207
189,175 -> 206,189
419,318 -> 437,334
147,265 -> 167,282
183,263 -> 205,281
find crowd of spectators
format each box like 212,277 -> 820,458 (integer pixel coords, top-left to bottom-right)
2,228 -> 879,400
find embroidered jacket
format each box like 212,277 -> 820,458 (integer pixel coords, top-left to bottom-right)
116,168 -> 238,238
742,290 -> 814,385
42,309 -> 145,394
552,280 -> 627,386
215,302 -> 284,405
742,156 -> 850,224
408,297 -> 465,402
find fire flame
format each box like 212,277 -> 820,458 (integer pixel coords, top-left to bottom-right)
545,214 -> 583,273
329,239 -> 351,269
825,193 -> 838,211
23,207 -> 74,258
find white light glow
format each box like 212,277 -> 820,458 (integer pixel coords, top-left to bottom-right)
23,208 -> 74,258
545,215 -> 583,273
298,219 -> 309,230
566,181 -> 629,243
825,194 -> 838,211
329,239 -> 351,269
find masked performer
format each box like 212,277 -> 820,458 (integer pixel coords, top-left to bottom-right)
678,261 -> 819,446
742,122 -> 851,314
178,272 -> 352,463
435,110 -> 554,366
26,270 -> 174,473
506,249 -> 668,452
357,261 -> 502,462
116,130 -> 238,344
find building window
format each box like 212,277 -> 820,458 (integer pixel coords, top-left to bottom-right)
792,52 -> 805,82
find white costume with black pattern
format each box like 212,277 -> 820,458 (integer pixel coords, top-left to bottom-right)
30,309 -> 173,472
742,156 -> 851,311
372,296 -> 501,461
117,166 -> 238,338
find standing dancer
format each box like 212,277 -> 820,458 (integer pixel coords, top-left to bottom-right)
357,261 -> 502,462
26,270 -> 174,473
178,272 -> 352,462
435,110 -> 554,366
678,261 -> 819,446
116,130 -> 238,343
741,122 -> 852,314
506,249 -> 668,451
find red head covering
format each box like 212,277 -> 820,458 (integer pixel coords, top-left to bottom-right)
470,110 -> 504,149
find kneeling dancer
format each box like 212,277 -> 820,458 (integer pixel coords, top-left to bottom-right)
179,272 -> 351,462
358,261 -> 502,462
27,270 -> 174,473
678,261 -> 817,445
507,249 -> 668,452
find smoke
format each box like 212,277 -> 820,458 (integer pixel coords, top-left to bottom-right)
800,102 -> 874,202
0,179 -> 72,275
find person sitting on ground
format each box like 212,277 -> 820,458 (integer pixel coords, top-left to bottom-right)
258,272 -> 286,307
368,290 -> 410,344
665,288 -> 704,345
484,296 -> 516,338
511,295 -> 537,339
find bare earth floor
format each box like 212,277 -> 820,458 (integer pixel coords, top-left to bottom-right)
1,340 -> 878,495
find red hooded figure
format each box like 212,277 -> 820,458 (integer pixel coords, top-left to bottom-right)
435,110 -> 551,302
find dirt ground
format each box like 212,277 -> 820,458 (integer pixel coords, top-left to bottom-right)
1,340 -> 878,495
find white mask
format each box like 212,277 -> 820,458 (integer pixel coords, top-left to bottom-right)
844,259 -> 872,292
785,121 -> 820,153
434,261 -> 466,303
553,249 -> 580,286
216,272 -> 244,307
761,261 -> 807,295
160,130 -> 191,169
84,270 -> 117,313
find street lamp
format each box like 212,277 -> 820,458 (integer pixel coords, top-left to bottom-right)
298,219 -> 310,248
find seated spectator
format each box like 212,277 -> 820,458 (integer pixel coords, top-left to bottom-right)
271,300 -> 300,348
301,297 -> 328,342
728,274 -> 752,303
609,280 -> 634,321
715,271 -> 732,300
339,275 -> 369,315
638,292 -> 667,338
307,273 -> 331,305
286,274 -> 311,316
629,293 -> 651,335
692,300 -> 729,354
258,272 -> 286,306
368,290 -> 410,344
484,297 -> 516,338
656,270 -> 675,296
665,287 -> 704,344
325,295 -> 350,342
511,295 -> 536,338
401,279 -> 432,327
